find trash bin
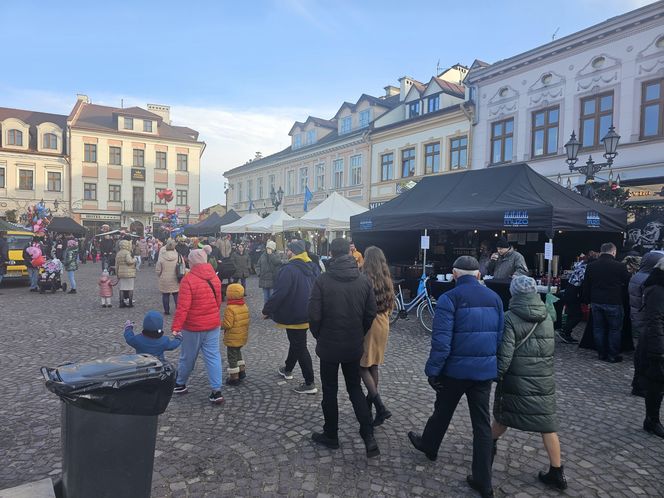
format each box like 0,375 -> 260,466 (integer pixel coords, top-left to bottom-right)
42,354 -> 176,498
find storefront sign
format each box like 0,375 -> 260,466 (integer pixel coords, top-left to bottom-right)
359,220 -> 373,230
369,202 -> 385,210
131,168 -> 146,181
586,211 -> 601,228
80,214 -> 121,221
503,210 -> 529,227
626,184 -> 664,203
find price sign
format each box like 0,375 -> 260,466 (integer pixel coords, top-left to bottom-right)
421,236 -> 430,250
544,242 -> 553,261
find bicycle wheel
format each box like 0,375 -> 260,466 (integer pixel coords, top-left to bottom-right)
389,297 -> 401,325
418,299 -> 435,332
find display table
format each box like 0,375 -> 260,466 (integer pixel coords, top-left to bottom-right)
430,278 -> 551,311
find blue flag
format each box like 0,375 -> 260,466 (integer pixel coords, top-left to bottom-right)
303,186 -> 313,212
248,199 -> 255,212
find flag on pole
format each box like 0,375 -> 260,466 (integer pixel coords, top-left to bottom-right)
248,199 -> 255,212
303,186 -> 313,212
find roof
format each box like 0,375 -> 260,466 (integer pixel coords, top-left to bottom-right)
113,106 -> 162,120
284,192 -> 368,231
289,116 -> 336,135
372,103 -> 465,135
70,103 -> 200,142
333,93 -> 400,118
0,106 -> 68,155
432,78 -> 465,99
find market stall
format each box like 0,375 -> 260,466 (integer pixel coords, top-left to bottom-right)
184,210 -> 241,237
221,213 -> 263,234
245,210 -> 295,234
283,191 -> 367,231
46,216 -> 87,236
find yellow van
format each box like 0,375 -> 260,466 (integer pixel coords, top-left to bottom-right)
3,229 -> 34,280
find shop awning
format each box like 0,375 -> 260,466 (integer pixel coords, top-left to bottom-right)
351,163 -> 627,236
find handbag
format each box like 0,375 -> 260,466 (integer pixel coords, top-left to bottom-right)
176,254 -> 186,282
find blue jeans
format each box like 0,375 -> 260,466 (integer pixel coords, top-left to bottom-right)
592,303 -> 624,360
67,270 -> 76,290
176,328 -> 223,391
28,267 -> 39,289
162,292 -> 178,313
262,287 -> 273,305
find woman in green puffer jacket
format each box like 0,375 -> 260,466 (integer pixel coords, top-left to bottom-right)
492,275 -> 567,491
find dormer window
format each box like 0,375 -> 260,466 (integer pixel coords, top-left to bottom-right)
409,101 -> 420,118
306,130 -> 316,145
428,95 -> 440,113
293,134 -> 302,149
7,129 -> 23,146
341,116 -> 352,134
43,133 -> 58,150
124,117 -> 134,130
143,120 -> 153,132
359,110 -> 370,128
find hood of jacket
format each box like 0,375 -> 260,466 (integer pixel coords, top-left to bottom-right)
327,255 -> 360,282
226,283 -> 245,300
119,240 -> 131,251
288,256 -> 316,278
639,251 -> 664,273
160,249 -> 178,262
644,267 -> 664,289
508,292 -> 548,323
188,262 -> 217,281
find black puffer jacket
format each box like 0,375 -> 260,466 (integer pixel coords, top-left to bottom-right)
643,267 -> 664,382
582,253 -> 631,305
629,252 -> 664,339
308,255 -> 377,363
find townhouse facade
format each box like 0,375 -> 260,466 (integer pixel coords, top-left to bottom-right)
0,108 -> 69,222
465,1 -> 664,213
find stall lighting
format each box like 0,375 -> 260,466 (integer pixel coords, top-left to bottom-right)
494,233 -> 498,237
473,229 -> 478,234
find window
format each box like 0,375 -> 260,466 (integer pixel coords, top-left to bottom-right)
428,95 -> 440,113
293,134 -> 302,149
257,177 -> 263,199
237,182 -> 243,202
176,189 -> 188,206
490,118 -> 514,164
109,185 -> 121,201
84,143 -> 97,162
306,130 -> 316,145
155,188 -> 166,204
341,116 -> 352,134
143,120 -> 152,132
401,148 -> 415,177
381,153 -> 394,181
409,101 -> 420,118
0,167 -> 4,188
156,151 -> 167,169
133,148 -> 145,167
109,146 -> 121,165
124,117 -> 133,130
580,92 -> 613,148
247,179 -> 253,200
299,167 -> 308,193
315,163 -> 325,191
531,106 -> 559,157
450,136 -> 468,170
43,133 -> 57,150
333,159 -> 344,189
359,110 -> 370,128
350,155 -> 362,186
269,174 -> 275,194
84,182 -> 97,200
18,169 -> 33,190
424,143 -> 440,174
47,172 -> 61,192
7,129 -> 23,146
286,170 -> 295,195
641,78 -> 664,138
177,154 -> 188,171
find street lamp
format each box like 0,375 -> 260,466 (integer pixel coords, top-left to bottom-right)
564,125 -> 621,197
270,186 -> 284,210
53,199 -> 60,212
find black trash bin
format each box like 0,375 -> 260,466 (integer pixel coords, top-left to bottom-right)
42,354 -> 176,498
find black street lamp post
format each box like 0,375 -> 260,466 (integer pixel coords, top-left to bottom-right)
270,186 -> 284,210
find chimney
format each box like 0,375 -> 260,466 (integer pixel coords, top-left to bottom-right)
383,85 -> 399,98
76,94 -> 89,103
398,76 -> 415,102
147,104 -> 170,124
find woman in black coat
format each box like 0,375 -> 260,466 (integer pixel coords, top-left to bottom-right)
642,258 -> 664,438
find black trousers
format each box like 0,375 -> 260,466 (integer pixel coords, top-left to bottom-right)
562,286 -> 583,335
421,377 -> 493,491
646,373 -> 664,421
320,359 -> 372,438
285,329 -> 314,384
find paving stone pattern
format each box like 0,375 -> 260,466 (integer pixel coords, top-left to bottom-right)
0,263 -> 662,497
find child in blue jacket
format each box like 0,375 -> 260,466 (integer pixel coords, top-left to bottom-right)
123,310 -> 182,362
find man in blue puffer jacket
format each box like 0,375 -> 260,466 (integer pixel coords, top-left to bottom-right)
408,255 -> 503,498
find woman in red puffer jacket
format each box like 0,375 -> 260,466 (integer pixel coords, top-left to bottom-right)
172,245 -> 225,404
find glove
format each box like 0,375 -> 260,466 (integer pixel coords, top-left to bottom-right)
427,376 -> 445,392
124,320 -> 133,331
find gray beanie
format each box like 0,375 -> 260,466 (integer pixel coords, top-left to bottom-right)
510,275 -> 537,296
287,240 -> 306,255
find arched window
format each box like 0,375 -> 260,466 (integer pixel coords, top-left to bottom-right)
43,133 -> 58,149
7,129 -> 23,146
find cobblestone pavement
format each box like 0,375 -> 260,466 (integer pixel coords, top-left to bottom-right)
0,262 -> 663,497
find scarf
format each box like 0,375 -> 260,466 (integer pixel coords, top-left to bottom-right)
227,298 -> 245,306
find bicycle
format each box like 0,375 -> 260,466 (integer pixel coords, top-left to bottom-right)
390,276 -> 436,332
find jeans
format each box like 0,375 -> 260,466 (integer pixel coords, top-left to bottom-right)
285,329 -> 315,384
262,287 -> 273,305
28,267 -> 39,289
135,256 -> 142,270
101,255 -> 110,271
162,292 -> 179,313
421,377 -> 493,492
67,270 -> 76,290
176,328 -> 223,391
592,303 -> 624,359
233,277 -> 247,291
320,359 -> 373,438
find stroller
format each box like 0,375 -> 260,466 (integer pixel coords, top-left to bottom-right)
38,258 -> 67,293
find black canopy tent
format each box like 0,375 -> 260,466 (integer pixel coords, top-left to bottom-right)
351,163 -> 627,236
184,210 -> 241,237
46,216 -> 87,236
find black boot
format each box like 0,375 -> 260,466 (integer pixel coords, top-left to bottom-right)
538,465 -> 568,491
119,291 -> 127,308
366,394 -> 374,423
362,431 -> 380,459
491,439 -> 498,466
128,291 -> 134,308
643,417 -> 664,438
372,394 -> 392,427
466,475 -> 494,497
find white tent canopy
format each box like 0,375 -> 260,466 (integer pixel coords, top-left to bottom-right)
220,213 -> 263,233
244,210 -> 295,234
283,191 -> 367,231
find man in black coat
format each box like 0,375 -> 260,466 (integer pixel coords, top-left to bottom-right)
582,242 -> 632,363
308,237 -> 379,458
642,258 -> 664,438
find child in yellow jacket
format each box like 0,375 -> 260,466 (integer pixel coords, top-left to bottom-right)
223,283 -> 250,385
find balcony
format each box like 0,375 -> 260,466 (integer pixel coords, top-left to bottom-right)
123,201 -> 154,214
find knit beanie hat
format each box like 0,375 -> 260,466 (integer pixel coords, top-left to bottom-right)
287,240 -> 306,255
67,239 -> 78,248
189,245 -> 212,267
142,310 -> 164,338
510,275 -> 537,296
266,240 -> 277,251
496,237 -> 510,249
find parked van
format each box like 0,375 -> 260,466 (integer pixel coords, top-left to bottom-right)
3,229 -> 34,281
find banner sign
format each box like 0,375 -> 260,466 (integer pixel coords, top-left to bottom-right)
586,211 -> 601,228
131,168 -> 146,181
504,210 -> 529,227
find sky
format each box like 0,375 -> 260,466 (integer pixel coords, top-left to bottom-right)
0,0 -> 658,207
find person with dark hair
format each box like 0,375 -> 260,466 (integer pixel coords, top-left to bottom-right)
487,238 -> 529,279
582,242 -> 632,363
642,258 -> 664,438
360,246 -> 395,426
308,237 -> 379,457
